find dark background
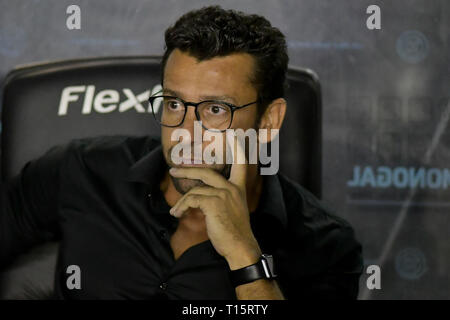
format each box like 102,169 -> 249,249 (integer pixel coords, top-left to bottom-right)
0,0 -> 449,299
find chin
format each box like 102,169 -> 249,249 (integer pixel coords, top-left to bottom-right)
171,177 -> 205,194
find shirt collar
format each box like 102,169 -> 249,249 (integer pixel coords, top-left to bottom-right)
125,143 -> 168,186
125,140 -> 287,229
255,174 -> 288,229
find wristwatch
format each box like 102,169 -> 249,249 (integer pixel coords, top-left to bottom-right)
229,254 -> 277,287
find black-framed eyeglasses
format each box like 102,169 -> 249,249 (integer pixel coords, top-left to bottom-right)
148,92 -> 258,132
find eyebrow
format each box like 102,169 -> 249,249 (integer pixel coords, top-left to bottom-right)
163,88 -> 238,104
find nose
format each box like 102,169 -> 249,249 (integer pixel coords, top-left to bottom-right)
180,105 -> 198,137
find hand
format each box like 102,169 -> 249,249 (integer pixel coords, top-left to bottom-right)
168,140 -> 261,270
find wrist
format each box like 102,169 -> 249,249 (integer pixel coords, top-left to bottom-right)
226,243 -> 262,270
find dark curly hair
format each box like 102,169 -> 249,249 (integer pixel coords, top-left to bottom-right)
161,5 -> 289,115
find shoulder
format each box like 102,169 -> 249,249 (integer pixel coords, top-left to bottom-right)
65,135 -> 159,156
277,173 -> 363,274
60,135 -> 161,178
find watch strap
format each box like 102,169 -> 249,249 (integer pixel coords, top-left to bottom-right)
229,254 -> 277,287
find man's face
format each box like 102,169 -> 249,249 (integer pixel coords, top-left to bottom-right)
161,49 -> 259,194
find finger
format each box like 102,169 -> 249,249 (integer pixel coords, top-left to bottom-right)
170,194 -> 219,218
169,186 -> 228,217
180,186 -> 230,200
226,133 -> 247,189
169,167 -> 231,189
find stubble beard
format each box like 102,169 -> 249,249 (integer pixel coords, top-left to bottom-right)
165,145 -> 232,195
170,163 -> 232,194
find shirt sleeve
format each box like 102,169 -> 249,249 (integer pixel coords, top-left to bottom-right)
288,224 -> 364,300
309,226 -> 363,299
0,144 -> 69,268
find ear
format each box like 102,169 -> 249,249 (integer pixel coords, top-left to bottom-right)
258,98 -> 287,143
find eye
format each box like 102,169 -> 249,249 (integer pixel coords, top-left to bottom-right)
207,104 -> 227,115
165,99 -> 183,111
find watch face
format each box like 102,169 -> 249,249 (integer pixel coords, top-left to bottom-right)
261,254 -> 277,278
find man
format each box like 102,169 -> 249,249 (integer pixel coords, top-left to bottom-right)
0,6 -> 362,299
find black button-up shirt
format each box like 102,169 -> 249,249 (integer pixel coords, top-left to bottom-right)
0,135 -> 363,299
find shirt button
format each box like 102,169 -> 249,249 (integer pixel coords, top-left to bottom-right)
159,282 -> 167,290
